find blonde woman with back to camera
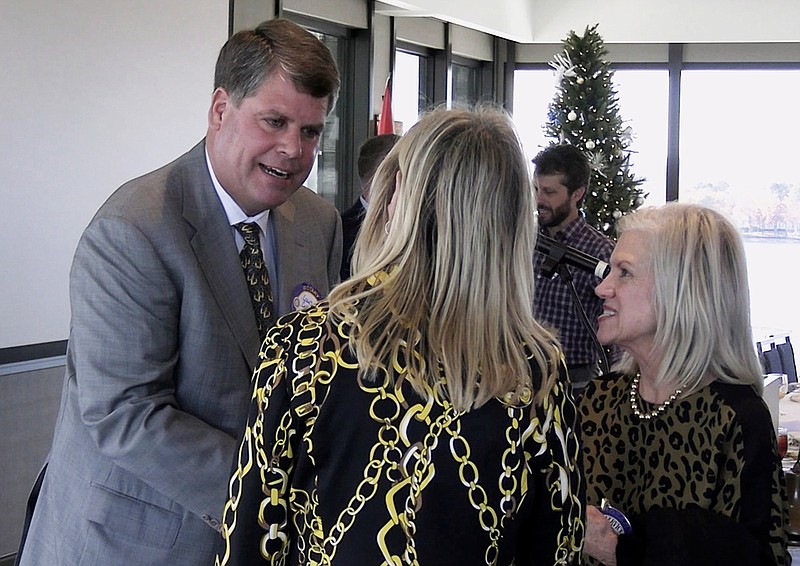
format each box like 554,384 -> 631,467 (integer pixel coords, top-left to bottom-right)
579,203 -> 789,565
216,106 -> 585,565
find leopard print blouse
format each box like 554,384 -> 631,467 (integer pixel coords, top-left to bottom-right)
579,372 -> 789,565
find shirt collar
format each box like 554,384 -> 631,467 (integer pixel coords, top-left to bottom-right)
546,215 -> 586,241
205,146 -> 269,234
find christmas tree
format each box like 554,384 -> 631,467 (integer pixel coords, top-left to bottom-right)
545,24 -> 646,237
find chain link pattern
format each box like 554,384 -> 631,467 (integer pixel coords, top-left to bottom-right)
218,294 -> 584,565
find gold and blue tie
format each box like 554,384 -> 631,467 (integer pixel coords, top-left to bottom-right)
235,222 -> 276,340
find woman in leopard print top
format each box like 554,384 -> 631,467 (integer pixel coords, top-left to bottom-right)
579,203 -> 789,565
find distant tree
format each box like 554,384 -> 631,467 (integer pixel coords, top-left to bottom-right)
771,183 -> 791,201
748,209 -> 767,231
545,24 -> 646,237
690,181 -> 735,221
770,202 -> 790,229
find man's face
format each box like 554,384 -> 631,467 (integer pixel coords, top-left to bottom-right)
534,173 -> 583,232
206,71 -> 328,215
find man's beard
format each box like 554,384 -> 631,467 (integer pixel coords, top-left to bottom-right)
538,203 -> 571,228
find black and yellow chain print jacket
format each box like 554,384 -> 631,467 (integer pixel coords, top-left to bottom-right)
217,301 -> 585,566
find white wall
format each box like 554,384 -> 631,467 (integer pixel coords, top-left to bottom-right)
0,0 -> 228,349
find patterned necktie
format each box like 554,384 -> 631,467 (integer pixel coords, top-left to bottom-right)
235,222 -> 276,340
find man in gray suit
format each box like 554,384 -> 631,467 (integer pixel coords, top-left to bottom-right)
16,19 -> 341,565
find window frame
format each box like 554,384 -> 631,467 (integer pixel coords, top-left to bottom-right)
283,12 -> 371,210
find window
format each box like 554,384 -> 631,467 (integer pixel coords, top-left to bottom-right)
512,68 -> 668,207
515,64 -> 800,337
613,69 -> 668,207
452,61 -> 480,107
452,55 -> 492,108
512,68 -> 557,161
392,50 -> 429,134
679,69 -> 800,338
302,32 -> 344,206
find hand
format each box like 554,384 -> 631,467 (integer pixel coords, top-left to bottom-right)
584,505 -> 619,566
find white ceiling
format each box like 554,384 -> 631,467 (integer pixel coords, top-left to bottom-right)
376,0 -> 800,44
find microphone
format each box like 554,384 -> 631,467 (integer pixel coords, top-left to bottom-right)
536,233 -> 610,279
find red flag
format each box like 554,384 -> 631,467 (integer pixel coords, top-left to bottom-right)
377,77 -> 394,135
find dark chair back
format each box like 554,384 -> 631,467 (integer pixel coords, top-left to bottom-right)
757,334 -> 798,384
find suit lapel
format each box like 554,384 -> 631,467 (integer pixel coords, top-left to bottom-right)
179,142 -> 261,370
272,196 -> 306,315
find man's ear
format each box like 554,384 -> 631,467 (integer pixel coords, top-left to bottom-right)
572,185 -> 587,205
208,88 -> 229,130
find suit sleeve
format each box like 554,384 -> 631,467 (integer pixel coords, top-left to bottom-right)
328,208 -> 343,286
71,216 -> 238,523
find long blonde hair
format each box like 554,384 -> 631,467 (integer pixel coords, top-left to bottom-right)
328,106 -> 561,411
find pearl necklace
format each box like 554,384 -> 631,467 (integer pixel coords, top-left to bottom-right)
629,374 -> 682,420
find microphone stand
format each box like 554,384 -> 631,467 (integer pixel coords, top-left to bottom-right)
539,248 -> 610,375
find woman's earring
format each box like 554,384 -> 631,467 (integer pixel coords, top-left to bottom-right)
384,221 -> 391,235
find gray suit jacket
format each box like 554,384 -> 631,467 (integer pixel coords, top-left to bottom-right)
17,141 -> 342,565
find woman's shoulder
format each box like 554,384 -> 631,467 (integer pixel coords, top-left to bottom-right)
708,381 -> 773,428
275,300 -> 333,327
584,371 -> 630,396
270,301 -> 350,347
577,372 -> 631,417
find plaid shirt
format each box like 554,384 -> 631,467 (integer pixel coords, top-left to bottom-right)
534,217 -> 616,366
